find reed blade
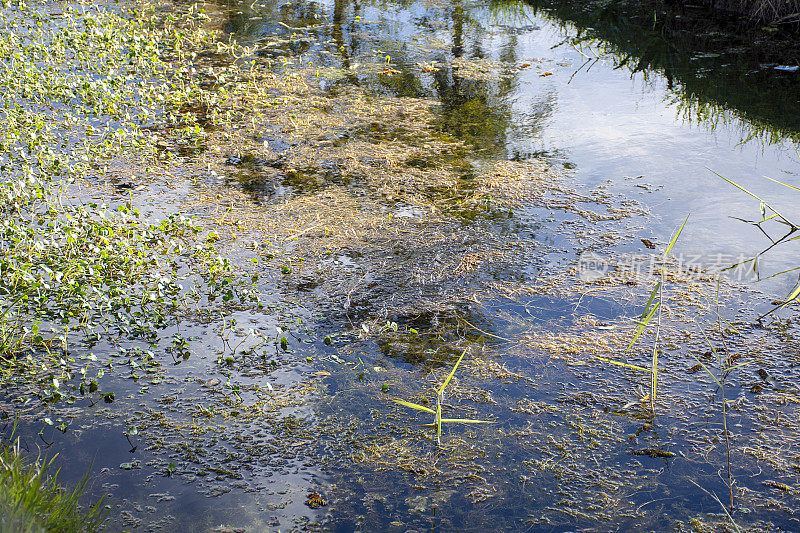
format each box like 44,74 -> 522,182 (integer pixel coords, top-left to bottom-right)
714,172 -> 768,204
757,265 -> 800,281
664,215 -> 689,257
438,348 -> 468,395
712,170 -> 790,225
392,399 -> 436,414
594,355 -> 649,373
639,281 -> 661,320
626,301 -> 660,352
439,418 -> 493,424
765,175 -> 800,192
436,397 -> 442,444
703,335 -> 723,367
651,343 -> 658,409
694,357 -> 722,387
726,361 -> 753,372
761,281 -> 800,317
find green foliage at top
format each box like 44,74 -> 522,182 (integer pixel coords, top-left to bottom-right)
516,0 -> 800,146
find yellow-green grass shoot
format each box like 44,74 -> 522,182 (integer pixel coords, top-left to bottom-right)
710,170 -> 793,228
393,348 -> 492,445
595,215 -> 688,414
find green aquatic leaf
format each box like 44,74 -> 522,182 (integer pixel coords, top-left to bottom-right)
639,281 -> 661,320
594,355 -> 649,373
422,419 -> 493,426
693,357 -> 722,387
439,418 -> 493,424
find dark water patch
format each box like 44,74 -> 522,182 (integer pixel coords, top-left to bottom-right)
310,334 -> 797,531
0,301 -> 331,532
229,169 -> 281,202
225,147 -> 357,202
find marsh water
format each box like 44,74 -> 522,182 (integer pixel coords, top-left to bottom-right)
4,0 -> 800,531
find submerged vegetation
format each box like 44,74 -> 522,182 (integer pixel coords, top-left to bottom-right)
596,215 -> 688,413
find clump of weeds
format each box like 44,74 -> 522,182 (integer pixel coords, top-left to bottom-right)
0,423 -> 107,532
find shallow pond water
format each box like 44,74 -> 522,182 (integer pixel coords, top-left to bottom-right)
3,0 -> 800,531
221,0 -> 800,290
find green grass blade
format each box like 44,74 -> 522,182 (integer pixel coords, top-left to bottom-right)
712,170 -> 791,225
693,358 -> 722,387
651,342 -> 658,408
765,175 -> 800,192
639,281 -> 661,320
626,301 -> 660,352
436,399 -> 442,444
593,355 -> 649,373
727,361 -> 753,372
438,348 -> 467,394
439,418 -> 493,424
756,265 -> 800,281
713,171 -> 768,204
757,281 -> 800,319
392,399 -> 436,414
664,215 -> 689,257
703,336 -> 723,367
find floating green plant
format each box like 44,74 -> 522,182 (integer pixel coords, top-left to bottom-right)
393,348 -> 491,445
